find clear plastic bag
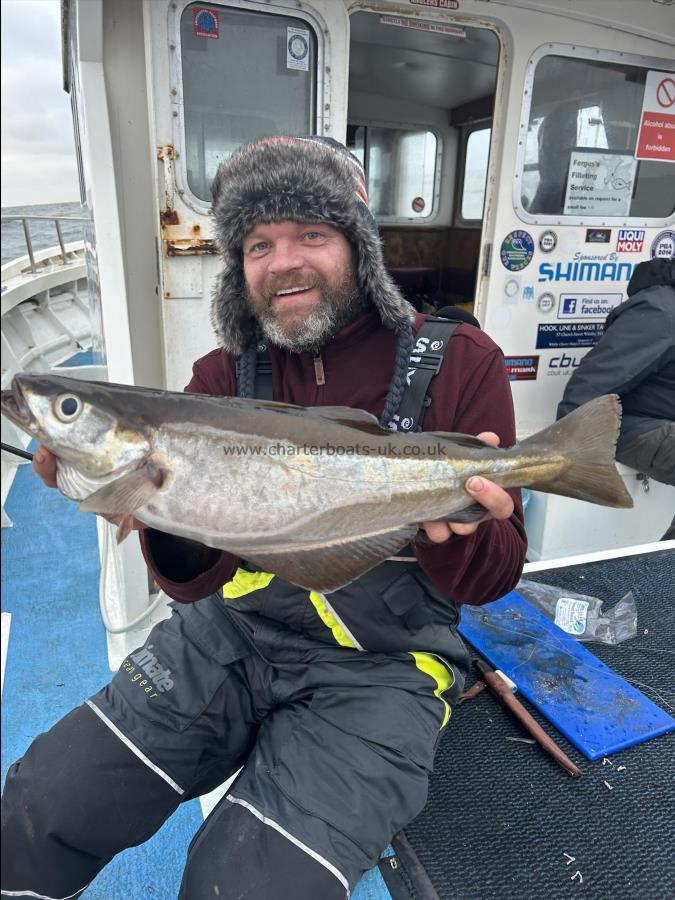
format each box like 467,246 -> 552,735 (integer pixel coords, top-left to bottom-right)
515,579 -> 637,646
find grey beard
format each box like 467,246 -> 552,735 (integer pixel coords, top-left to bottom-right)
253,289 -> 370,354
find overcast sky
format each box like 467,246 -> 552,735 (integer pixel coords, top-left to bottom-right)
1,0 -> 80,207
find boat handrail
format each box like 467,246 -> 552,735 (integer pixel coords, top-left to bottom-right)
1,214 -> 92,273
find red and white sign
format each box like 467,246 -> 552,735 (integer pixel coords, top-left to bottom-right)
616,229 -> 645,253
635,70 -> 675,162
194,7 -> 219,39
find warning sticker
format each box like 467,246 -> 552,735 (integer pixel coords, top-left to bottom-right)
635,70 -> 675,162
194,7 -> 219,39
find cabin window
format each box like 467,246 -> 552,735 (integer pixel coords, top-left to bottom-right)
460,126 -> 491,221
179,3 -> 317,203
517,50 -> 675,221
346,124 -> 439,220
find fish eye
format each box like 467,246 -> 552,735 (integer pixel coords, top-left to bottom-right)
54,393 -> 82,422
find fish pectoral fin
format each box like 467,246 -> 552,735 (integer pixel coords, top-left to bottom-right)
244,524 -> 419,593
79,463 -> 165,516
115,515 -> 137,544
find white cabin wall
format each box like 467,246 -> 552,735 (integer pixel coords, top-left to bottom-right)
74,0 -> 135,386
102,0 -> 164,389
464,3 -> 674,438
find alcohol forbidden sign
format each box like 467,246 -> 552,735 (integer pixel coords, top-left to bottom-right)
635,70 -> 675,162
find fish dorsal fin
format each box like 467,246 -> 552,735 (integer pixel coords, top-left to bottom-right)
243,524 -> 418,593
429,431 -> 496,449
228,398 -> 387,435
306,405 -> 387,434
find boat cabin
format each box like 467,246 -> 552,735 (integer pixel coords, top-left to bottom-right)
59,0 -> 674,570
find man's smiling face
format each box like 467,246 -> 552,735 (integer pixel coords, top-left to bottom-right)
242,220 -> 363,352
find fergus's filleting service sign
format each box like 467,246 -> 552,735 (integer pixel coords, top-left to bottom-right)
563,152 -> 637,216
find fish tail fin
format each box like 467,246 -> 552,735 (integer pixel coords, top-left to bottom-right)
519,394 -> 633,508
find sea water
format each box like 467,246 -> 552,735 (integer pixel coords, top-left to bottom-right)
1,201 -> 86,266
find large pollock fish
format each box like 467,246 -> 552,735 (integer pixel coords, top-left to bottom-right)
1,373 -> 632,592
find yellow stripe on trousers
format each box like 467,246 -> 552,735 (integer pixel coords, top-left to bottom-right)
409,652 -> 453,729
308,591 -> 358,648
222,568 -> 275,599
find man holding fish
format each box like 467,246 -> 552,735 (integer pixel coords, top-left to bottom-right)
3,138 -> 625,899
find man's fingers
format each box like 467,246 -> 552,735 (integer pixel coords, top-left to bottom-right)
465,476 -> 514,520
476,431 -> 500,447
421,521 -> 452,543
33,446 -> 58,488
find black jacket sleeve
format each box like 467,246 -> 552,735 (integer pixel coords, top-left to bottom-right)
556,299 -> 673,424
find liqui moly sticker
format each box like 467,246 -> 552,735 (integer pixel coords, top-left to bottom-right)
616,229 -> 645,253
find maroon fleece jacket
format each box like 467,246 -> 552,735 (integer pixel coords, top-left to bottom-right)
140,311 -> 526,606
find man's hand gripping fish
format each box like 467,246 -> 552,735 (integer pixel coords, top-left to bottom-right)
1,373 -> 632,592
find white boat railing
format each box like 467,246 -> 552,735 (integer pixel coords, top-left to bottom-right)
1,218 -> 106,526
1,213 -> 91,273
2,222 -> 168,660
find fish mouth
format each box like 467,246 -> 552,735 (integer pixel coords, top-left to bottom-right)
0,378 -> 38,430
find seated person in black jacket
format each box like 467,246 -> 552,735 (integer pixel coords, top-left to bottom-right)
557,257 -> 675,489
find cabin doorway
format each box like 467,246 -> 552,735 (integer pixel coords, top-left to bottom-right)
346,11 -> 500,320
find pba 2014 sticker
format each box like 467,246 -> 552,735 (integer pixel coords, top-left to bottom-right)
539,230 -> 557,253
651,230 -> 675,259
500,230 -> 534,271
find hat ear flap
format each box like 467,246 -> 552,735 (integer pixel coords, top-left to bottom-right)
210,258 -> 256,354
210,162 -> 227,205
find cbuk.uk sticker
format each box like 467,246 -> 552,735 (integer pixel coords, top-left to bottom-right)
500,230 -> 534,271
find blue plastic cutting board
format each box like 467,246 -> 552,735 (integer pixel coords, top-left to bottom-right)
459,592 -> 675,760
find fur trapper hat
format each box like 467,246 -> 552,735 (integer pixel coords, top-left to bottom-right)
210,136 -> 415,353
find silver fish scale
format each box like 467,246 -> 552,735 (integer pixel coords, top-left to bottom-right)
134,429 -> 469,547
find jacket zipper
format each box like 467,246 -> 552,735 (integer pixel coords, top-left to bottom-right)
313,353 -> 325,385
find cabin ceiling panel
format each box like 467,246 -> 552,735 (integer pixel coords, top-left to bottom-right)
349,42 -> 496,110
348,12 -> 498,113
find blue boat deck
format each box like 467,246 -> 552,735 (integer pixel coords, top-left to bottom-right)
1,446 -> 393,899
